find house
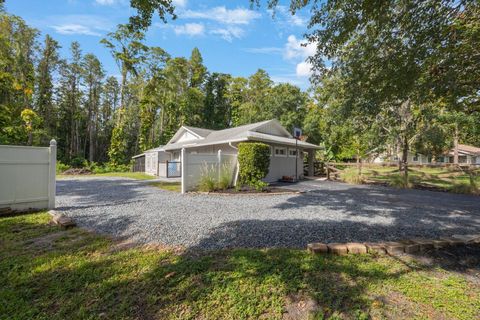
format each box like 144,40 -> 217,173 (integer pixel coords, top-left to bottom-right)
372,144 -> 480,165
132,119 -> 322,182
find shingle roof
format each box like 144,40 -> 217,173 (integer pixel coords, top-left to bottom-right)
458,144 -> 480,155
163,119 -> 322,151
183,126 -> 214,138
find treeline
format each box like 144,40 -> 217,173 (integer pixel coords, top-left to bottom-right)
0,9 -> 308,166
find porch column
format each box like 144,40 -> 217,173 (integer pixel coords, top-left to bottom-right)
307,149 -> 315,177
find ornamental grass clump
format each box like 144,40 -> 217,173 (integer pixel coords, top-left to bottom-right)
237,142 -> 270,191
198,163 -> 217,192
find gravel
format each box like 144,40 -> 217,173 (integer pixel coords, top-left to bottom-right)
56,177 -> 480,250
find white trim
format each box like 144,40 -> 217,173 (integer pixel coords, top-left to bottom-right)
288,148 -> 298,158
274,147 -> 287,157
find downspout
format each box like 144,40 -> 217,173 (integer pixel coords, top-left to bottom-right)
229,142 -> 239,186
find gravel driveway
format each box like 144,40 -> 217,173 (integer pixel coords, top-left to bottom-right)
56,177 -> 480,250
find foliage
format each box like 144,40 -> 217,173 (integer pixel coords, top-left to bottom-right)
148,181 -> 181,192
198,163 -> 217,192
56,161 -> 71,174
217,162 -> 233,191
237,142 -> 270,191
1,212 -> 479,319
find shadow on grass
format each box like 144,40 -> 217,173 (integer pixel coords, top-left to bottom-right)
2,213 -> 479,319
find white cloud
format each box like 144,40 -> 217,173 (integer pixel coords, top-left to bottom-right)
172,0 -> 187,8
181,6 -> 260,25
243,47 -> 284,54
173,23 -> 205,36
284,35 -> 316,60
52,24 -> 102,36
273,5 -> 308,27
48,15 -> 112,37
95,0 -> 117,5
296,61 -> 313,77
210,26 -> 244,42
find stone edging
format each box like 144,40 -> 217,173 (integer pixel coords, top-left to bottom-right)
48,210 -> 76,228
307,235 -> 480,255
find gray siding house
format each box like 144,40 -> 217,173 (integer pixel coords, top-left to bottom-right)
133,119 -> 322,182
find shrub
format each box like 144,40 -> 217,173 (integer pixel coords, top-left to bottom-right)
198,164 -> 217,192
237,142 -> 270,191
217,162 -> 233,190
56,161 -> 71,174
70,156 -> 86,168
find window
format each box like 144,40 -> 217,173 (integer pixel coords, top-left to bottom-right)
274,147 -> 287,157
413,154 -> 419,162
288,148 -> 298,158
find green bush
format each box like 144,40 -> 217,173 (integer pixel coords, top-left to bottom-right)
70,156 -> 86,168
237,142 -> 270,191
56,161 -> 71,174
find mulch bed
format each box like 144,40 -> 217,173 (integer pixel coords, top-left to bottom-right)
196,187 -> 300,195
61,168 -> 92,175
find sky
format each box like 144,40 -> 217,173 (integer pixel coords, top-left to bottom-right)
5,0 -> 316,89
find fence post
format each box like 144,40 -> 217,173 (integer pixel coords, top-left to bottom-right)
181,148 -> 186,194
217,150 -> 222,182
48,139 -> 57,209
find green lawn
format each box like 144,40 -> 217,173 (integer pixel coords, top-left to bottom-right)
57,172 -> 156,180
340,165 -> 480,194
1,213 -> 479,319
148,181 -> 181,192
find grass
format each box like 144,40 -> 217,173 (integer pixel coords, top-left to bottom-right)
57,172 -> 156,180
149,181 -> 181,192
1,212 -> 479,319
340,165 -> 480,194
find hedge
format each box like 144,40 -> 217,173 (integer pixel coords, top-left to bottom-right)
237,142 -> 270,190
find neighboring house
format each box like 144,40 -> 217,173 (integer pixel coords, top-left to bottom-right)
372,144 -> 480,165
132,119 -> 322,182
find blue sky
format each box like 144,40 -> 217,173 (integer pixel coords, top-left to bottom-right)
6,0 -> 315,89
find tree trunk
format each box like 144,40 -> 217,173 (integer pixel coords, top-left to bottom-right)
401,135 -> 409,186
453,123 -> 459,164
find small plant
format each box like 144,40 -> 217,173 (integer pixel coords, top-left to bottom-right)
217,162 -> 233,190
388,174 -> 412,189
56,161 -> 71,174
341,168 -> 365,184
198,163 -> 217,192
451,182 -> 478,195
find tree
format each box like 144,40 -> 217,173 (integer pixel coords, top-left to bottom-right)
82,54 -> 105,162
0,12 -> 38,144
127,0 -> 176,30
35,34 -> 60,142
57,42 -> 84,161
264,0 -> 478,183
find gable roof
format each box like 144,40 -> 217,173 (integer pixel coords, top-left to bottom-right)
163,119 -> 321,151
182,126 -> 214,138
458,144 -> 480,155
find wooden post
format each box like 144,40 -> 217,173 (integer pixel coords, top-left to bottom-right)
326,163 -> 330,180
308,150 -> 314,177
48,139 -> 57,209
217,149 -> 222,182
181,148 -> 186,194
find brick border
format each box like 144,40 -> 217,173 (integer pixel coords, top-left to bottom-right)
307,235 -> 480,255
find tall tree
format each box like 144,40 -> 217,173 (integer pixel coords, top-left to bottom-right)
35,34 -> 60,142
57,42 -> 83,161
82,54 -> 105,162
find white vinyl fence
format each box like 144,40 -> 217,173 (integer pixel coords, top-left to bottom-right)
0,140 -> 56,211
181,149 -> 237,193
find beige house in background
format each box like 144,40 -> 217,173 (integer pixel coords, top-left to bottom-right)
373,144 -> 480,165
132,119 -> 322,182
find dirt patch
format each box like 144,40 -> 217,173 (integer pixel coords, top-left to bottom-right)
282,293 -> 319,320
373,290 -> 450,320
25,230 -> 73,250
